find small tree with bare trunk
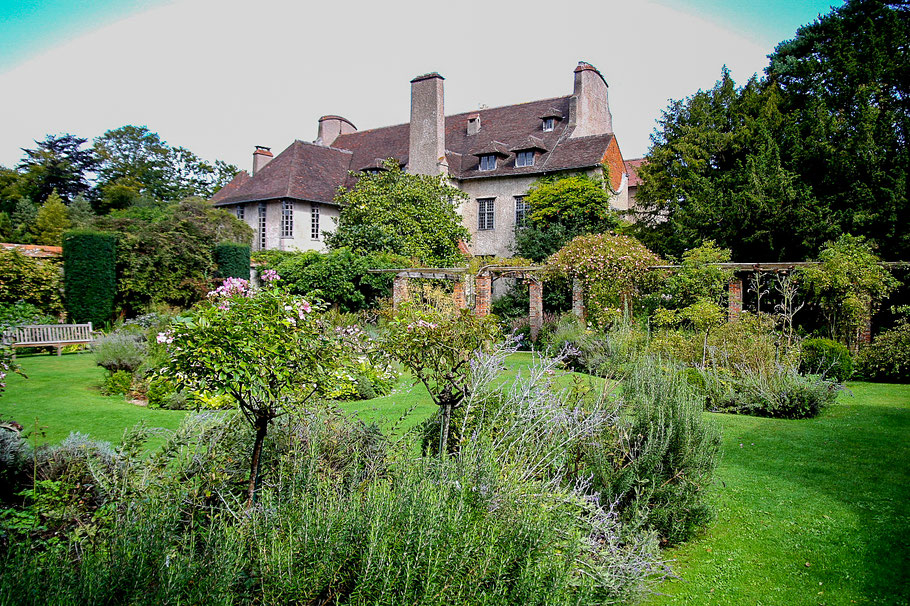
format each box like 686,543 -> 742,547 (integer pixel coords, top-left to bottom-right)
161,271 -> 347,505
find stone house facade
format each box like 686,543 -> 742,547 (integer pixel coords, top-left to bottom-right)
211,61 -> 631,258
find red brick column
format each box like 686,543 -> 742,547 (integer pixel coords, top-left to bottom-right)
453,279 -> 467,310
529,280 -> 543,341
475,274 -> 492,317
392,274 -> 409,312
572,277 -> 585,323
858,304 -> 873,346
728,278 -> 743,322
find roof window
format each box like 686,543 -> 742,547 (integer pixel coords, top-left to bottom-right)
479,155 -> 497,171
542,118 -> 555,132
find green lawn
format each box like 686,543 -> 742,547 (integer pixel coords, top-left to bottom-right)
1,352 -> 188,450
3,353 -> 908,604
646,382 -> 910,606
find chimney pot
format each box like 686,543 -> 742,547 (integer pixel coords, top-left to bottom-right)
252,146 -> 273,175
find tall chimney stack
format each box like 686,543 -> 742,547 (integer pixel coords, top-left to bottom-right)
252,146 -> 273,175
568,62 -> 612,138
408,72 -> 446,175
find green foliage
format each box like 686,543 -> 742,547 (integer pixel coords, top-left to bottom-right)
382,300 -> 501,454
33,190 -> 71,246
327,159 -> 470,266
96,198 -> 253,315
0,302 -> 57,330
526,174 -> 619,234
15,134 -> 97,204
800,338 -> 853,382
102,370 -> 133,396
266,248 -> 410,312
605,359 -> 720,544
799,234 -> 898,347
213,242 -> 250,279
92,331 -> 148,374
661,241 -> 734,309
66,195 -> 95,229
0,249 -> 63,315
62,230 -> 116,326
547,233 -> 662,326
0,212 -> 11,241
11,198 -> 37,243
855,320 -> 910,383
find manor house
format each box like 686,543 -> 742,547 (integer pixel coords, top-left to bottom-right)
211,61 -> 631,257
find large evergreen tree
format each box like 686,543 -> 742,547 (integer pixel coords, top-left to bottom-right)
16,134 -> 97,204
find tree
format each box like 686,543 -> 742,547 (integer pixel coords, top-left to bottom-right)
10,198 -> 38,244
32,190 -> 71,246
93,125 -> 239,204
326,159 -> 470,266
67,195 -> 95,229
163,275 -> 349,504
16,134 -> 97,204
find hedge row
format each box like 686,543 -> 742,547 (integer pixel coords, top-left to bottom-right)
214,242 -> 250,280
63,230 -> 117,326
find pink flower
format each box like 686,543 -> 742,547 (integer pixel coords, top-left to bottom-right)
156,331 -> 174,344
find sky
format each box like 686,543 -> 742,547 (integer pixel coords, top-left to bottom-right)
0,0 -> 842,172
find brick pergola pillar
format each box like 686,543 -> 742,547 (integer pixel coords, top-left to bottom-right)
572,277 -> 585,324
392,274 -> 409,312
475,274 -> 492,317
453,279 -> 467,310
858,304 -> 873,346
529,280 -> 543,341
728,277 -> 743,322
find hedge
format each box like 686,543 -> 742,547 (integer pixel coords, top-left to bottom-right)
63,230 -> 117,326
214,242 -> 250,280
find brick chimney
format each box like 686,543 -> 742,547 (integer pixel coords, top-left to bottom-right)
408,72 -> 446,175
568,61 -> 613,138
252,146 -> 273,175
316,115 -> 357,146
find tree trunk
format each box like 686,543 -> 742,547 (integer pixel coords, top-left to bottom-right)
247,416 -> 270,506
439,401 -> 452,458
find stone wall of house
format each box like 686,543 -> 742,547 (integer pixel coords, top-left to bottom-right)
229,200 -> 338,253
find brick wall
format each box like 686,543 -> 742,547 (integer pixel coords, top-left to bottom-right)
529,281 -> 543,341
475,274 -> 492,317
728,278 -> 743,322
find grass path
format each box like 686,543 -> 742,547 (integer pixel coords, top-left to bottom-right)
1,353 -> 187,450
647,382 -> 910,605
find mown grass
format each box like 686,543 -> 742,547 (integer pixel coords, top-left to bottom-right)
647,382 -> 910,605
3,352 -> 908,604
1,352 -> 187,450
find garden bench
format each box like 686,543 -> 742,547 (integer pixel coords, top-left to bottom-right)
3,323 -> 96,357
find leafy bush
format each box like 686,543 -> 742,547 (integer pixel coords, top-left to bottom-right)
855,321 -> 910,382
92,331 -> 148,373
0,249 -> 64,316
698,365 -> 839,419
800,338 -> 853,381
102,370 -> 133,396
600,358 -> 721,544
213,241 -> 250,279
62,230 -> 116,326
0,302 -> 57,330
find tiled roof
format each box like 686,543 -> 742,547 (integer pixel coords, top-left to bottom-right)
213,95 -> 619,204
625,158 -> 645,187
1,243 -> 62,258
211,170 -> 251,203
212,141 -> 351,206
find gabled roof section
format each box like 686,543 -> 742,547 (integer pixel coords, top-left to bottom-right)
211,170 -> 251,203
211,141 -> 352,206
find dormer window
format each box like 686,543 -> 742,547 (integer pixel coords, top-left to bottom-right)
542,118 -> 555,132
516,151 -> 534,167
479,154 -> 497,171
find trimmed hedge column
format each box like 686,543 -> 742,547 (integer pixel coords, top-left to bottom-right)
63,230 -> 117,326
214,242 -> 251,279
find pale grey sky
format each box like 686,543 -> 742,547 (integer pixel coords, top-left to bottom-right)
0,0 -> 836,171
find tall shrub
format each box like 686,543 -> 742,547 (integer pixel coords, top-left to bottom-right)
0,249 -> 64,315
213,242 -> 250,280
63,230 -> 116,326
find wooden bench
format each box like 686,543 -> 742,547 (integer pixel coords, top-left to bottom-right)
3,323 -> 96,357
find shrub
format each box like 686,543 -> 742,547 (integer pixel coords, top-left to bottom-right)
102,370 -> 133,396
92,331 -> 148,373
0,249 -> 64,316
0,302 -> 57,330
800,338 -> 853,381
62,230 -> 116,326
213,242 -> 250,279
855,321 -> 910,382
600,358 -> 721,544
699,365 -> 839,419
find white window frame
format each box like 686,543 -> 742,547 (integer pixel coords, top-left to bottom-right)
478,198 -> 495,230
310,203 -> 320,240
542,118 -> 555,132
257,202 -> 267,251
281,200 -> 294,238
479,155 -> 497,171
235,204 -> 245,221
515,151 -> 534,167
514,196 -> 530,228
